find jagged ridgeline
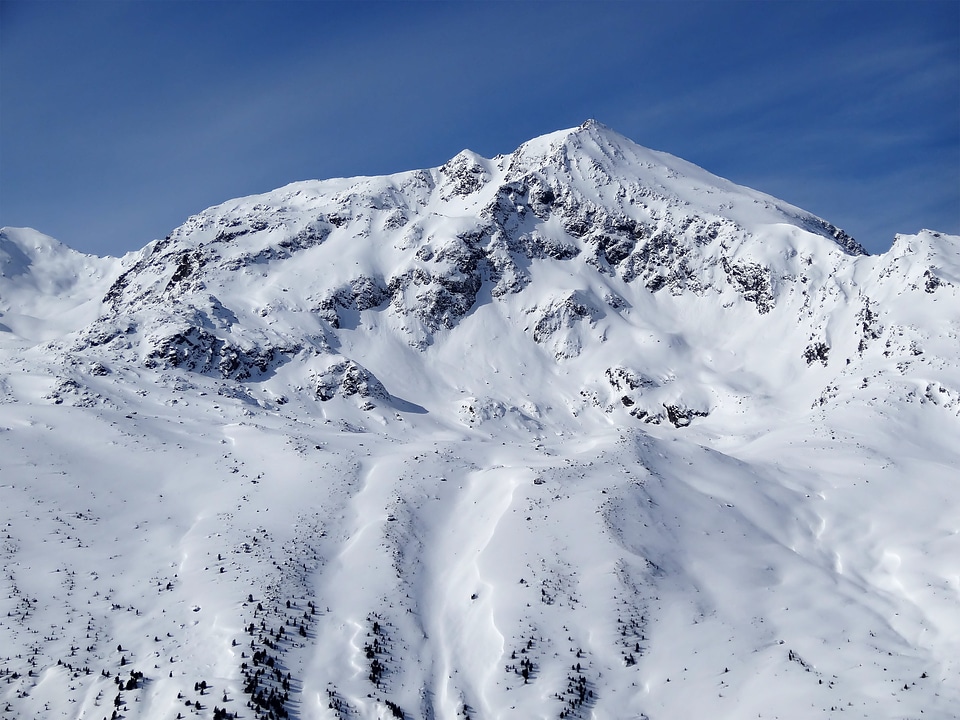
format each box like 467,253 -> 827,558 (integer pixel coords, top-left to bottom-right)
1,122 -> 958,720
57,120 -> 910,428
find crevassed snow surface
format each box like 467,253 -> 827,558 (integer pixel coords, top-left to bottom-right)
1,121 -> 958,720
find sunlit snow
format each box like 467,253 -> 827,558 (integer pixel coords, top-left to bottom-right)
1,122 -> 958,720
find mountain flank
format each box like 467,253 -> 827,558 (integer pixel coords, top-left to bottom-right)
2,121 -> 958,719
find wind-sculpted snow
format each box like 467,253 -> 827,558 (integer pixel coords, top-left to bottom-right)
1,124 -> 959,719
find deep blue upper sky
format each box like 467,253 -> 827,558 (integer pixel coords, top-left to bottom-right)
1,1 -> 957,257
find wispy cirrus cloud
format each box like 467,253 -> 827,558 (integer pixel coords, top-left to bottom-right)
1,1 -> 955,255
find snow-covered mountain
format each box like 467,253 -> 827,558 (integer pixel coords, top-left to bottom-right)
2,120 -> 958,720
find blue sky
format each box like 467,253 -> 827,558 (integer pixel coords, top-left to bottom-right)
1,1 -> 957,257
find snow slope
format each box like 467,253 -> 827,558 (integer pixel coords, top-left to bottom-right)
0,228 -> 126,345
1,121 -> 958,720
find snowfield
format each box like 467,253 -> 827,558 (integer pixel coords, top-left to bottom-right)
1,121 -> 958,720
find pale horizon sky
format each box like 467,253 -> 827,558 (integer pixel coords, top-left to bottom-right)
1,0 -> 957,257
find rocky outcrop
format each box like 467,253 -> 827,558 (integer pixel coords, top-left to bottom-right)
316,276 -> 389,328
721,257 -> 775,313
143,325 -> 290,381
311,360 -> 389,403
529,291 -> 602,360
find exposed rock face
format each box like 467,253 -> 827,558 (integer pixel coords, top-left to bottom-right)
142,324 -> 288,381
529,292 -> 601,360
316,276 -> 389,328
311,360 -> 389,402
720,256 -> 775,313
0,121 -> 908,429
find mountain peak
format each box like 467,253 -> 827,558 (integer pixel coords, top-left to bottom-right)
2,127 -> 959,720
501,124 -> 867,261
508,118 -> 641,168
571,117 -> 633,145
528,118 -> 626,146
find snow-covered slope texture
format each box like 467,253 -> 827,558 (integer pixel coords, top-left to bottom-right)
0,227 -> 125,345
1,121 -> 958,720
